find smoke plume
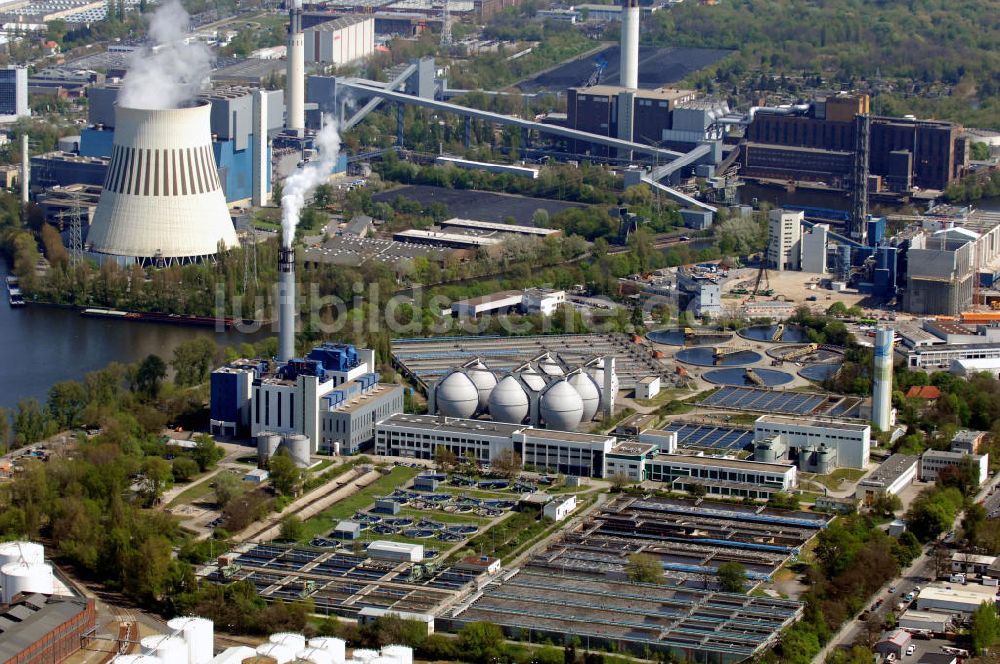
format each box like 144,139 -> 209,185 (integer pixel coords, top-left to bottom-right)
118,0 -> 213,110
281,117 -> 341,248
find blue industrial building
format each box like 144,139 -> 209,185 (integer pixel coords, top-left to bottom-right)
866,216 -> 886,247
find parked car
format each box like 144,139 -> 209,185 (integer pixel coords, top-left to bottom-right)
906,645 -> 915,656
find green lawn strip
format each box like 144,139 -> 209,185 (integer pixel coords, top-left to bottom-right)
298,467 -> 418,541
500,494 -> 597,565
167,474 -> 221,509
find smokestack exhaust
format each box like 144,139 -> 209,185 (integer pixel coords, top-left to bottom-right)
286,3 -> 305,134
620,0 -> 640,90
278,246 -> 296,362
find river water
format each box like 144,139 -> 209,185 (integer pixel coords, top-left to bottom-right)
0,257 -> 267,411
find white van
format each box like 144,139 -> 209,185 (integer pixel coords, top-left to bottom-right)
950,573 -> 967,584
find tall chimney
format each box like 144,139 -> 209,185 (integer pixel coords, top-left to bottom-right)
286,1 -> 305,134
619,0 -> 640,90
602,356 -> 615,419
871,326 -> 893,432
20,133 -> 28,205
252,89 -> 270,207
278,247 -> 296,362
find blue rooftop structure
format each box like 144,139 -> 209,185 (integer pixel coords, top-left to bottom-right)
307,343 -> 360,373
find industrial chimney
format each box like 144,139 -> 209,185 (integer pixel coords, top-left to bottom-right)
620,0 -> 640,90
278,246 -> 296,362
286,0 -> 305,134
871,326 -> 893,431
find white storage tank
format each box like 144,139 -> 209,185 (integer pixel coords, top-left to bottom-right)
351,649 -> 379,663
168,616 -> 214,664
539,379 -> 584,431
368,657 -> 396,664
140,634 -> 189,664
488,375 -> 529,424
295,647 -> 333,664
1,561 -> 54,603
568,371 -> 601,422
517,367 -> 546,392
466,363 -> 497,412
112,656 -> 162,664
381,645 -> 412,664
269,633 -> 307,652
256,643 -> 296,663
307,637 -> 346,662
257,432 -> 282,464
280,435 -> 311,469
434,371 -> 479,418
0,541 -> 44,567
208,645 -> 255,664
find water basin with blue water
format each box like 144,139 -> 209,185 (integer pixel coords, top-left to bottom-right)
703,367 -> 794,387
675,348 -> 763,367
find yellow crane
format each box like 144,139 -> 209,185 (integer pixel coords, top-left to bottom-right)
744,368 -> 765,386
771,323 -> 785,342
784,343 -> 818,361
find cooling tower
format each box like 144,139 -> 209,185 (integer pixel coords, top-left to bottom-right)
87,102 -> 238,263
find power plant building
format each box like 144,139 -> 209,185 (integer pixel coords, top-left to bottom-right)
904,228 -> 977,315
753,414 -> 871,470
210,343 -> 404,455
304,16 -> 375,65
767,209 -> 803,271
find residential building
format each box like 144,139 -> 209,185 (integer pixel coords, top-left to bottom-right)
919,449 -> 989,485
767,209 -> 803,271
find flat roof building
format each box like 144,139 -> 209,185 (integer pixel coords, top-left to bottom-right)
0,595 -> 96,664
916,584 -> 996,614
753,414 -> 871,470
919,449 -> 989,486
857,453 -> 918,504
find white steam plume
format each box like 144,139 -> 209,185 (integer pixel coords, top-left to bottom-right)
281,117 -> 341,248
118,0 -> 213,110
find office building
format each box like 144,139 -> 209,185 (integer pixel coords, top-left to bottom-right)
374,414 -> 616,477
919,449 -> 989,486
767,209 -> 803,271
0,66 -> 29,122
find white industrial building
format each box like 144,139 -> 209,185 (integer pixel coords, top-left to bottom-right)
87,102 -> 239,264
367,541 -> 423,563
543,495 -> 577,521
916,584 -> 996,614
645,454 -> 797,499
897,609 -> 952,634
767,208 -> 803,271
920,449 -> 989,485
753,414 -> 871,469
635,375 -> 660,400
951,357 -> 1000,379
523,288 -> 566,316
951,553 -> 997,576
304,16 -> 375,65
428,356 -> 618,431
374,414 -> 616,478
450,288 -> 567,319
800,223 -> 828,273
856,453 -> 918,505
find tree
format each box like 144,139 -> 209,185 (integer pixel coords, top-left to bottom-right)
192,434 -> 223,472
971,601 -> 1000,654
457,622 -> 504,664
213,472 -> 245,508
135,354 -> 167,400
278,515 -> 304,542
491,448 -> 522,479
269,452 -> 303,497
14,399 -> 50,448
47,381 -> 88,429
139,457 -> 174,505
171,338 -> 217,387
609,472 -> 632,492
434,445 -> 457,470
717,561 -> 747,593
172,457 -> 200,482
625,553 -> 663,584
870,492 -> 903,516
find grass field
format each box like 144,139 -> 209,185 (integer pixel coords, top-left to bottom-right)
299,466 -> 419,542
166,472 -> 228,509
805,468 -> 868,491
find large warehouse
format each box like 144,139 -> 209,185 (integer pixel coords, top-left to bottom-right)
304,16 -> 375,65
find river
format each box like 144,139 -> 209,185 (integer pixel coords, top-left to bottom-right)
0,257 -> 267,411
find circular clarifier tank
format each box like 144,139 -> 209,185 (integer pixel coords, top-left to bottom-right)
647,328 -> 733,346
799,363 -> 841,382
739,324 -> 810,343
675,348 -> 763,367
703,367 -> 794,387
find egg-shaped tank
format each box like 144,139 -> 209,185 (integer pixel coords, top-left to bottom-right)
518,367 -> 546,392
435,371 -> 479,419
488,375 -> 530,424
567,371 -> 601,422
466,365 -> 498,412
539,380 -> 584,431
538,362 -> 564,377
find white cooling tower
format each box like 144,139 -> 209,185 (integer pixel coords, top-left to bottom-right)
87,101 -> 238,263
167,616 -> 214,664
568,371 -> 601,422
539,380 -> 584,431
488,375 -> 530,424
435,371 -> 479,418
0,541 -> 44,567
1,561 -> 54,603
308,637 -> 346,661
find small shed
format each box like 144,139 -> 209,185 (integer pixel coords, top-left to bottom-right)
244,468 -> 269,484
374,499 -> 401,515
543,495 -> 577,522
333,520 -> 362,541
874,629 -> 911,659
414,476 -> 440,492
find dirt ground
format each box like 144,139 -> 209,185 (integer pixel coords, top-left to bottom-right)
722,268 -> 872,312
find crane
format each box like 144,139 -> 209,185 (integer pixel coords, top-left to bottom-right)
746,263 -> 773,301
585,57 -> 608,87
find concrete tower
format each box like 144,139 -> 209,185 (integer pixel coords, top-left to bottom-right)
278,247 -> 296,362
872,326 -> 894,431
620,0 -> 640,90
286,0 -> 305,134
87,102 -> 238,263
252,89 -> 270,207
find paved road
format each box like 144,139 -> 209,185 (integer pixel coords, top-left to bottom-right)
812,472 -> 1000,663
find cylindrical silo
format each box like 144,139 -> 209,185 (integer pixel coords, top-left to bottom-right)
308,637 -> 345,662
87,101 -> 239,263
1,561 -> 54,603
381,645 -> 412,664
296,647 -> 333,664
269,633 -> 307,652
351,649 -> 379,663
0,541 -> 44,567
167,616 -> 214,664
211,646 -> 256,664
258,432 -> 282,464
257,643 -> 296,664
368,657 -> 396,664
141,634 -> 188,664
280,435 -> 311,469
